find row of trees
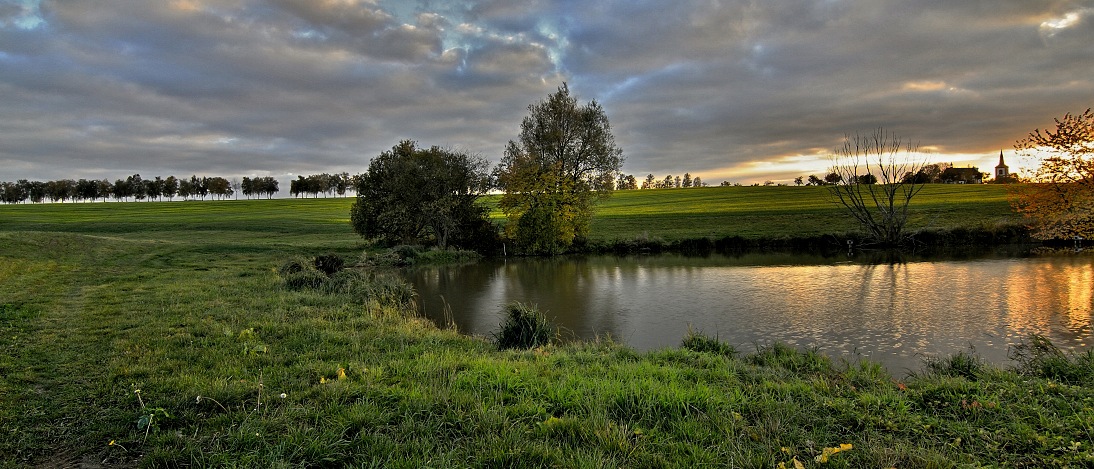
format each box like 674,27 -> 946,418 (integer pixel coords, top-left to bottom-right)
635,173 -> 704,189
0,174 -> 275,204
288,173 -> 353,198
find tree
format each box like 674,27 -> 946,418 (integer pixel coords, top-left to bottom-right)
642,174 -> 656,189
1010,108 -> 1094,239
693,176 -> 702,187
683,173 -> 693,188
807,174 -> 825,186
827,128 -> 927,246
794,176 -> 804,186
351,140 -> 495,250
495,84 -> 624,254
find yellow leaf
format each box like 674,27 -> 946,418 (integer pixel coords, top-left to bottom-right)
337,367 -> 347,380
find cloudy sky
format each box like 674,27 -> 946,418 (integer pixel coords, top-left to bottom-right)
1,0 -> 1092,185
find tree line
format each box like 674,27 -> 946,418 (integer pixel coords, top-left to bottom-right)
288,173 -> 354,198
0,174 -> 293,204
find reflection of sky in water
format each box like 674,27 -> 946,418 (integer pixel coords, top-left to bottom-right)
409,254 -> 1094,375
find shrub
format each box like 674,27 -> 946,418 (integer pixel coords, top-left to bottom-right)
493,302 -> 556,350
680,327 -> 737,357
313,254 -> 345,276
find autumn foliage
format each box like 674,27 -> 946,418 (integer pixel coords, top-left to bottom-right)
1010,108 -> 1094,239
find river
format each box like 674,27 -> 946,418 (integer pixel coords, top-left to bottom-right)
405,250 -> 1094,374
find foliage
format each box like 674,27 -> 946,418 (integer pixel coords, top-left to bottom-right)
827,128 -> 928,246
1,208 -> 1093,467
1010,108 -> 1094,239
351,140 -> 496,250
493,302 -> 556,350
496,84 -> 624,254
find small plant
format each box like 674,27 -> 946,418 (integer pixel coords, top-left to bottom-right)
283,269 -> 327,290
680,326 -> 737,357
133,389 -> 171,444
493,302 -> 556,350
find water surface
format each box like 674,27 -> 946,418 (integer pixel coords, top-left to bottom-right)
407,251 -> 1094,374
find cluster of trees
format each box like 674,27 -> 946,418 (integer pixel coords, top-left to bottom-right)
790,162 -> 1007,188
635,173 -> 704,189
352,84 -> 623,255
288,173 -> 353,198
0,174 -> 269,204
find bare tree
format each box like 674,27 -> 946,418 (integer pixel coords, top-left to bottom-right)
827,128 -> 927,246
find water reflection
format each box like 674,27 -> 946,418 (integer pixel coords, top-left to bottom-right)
406,252 -> 1094,374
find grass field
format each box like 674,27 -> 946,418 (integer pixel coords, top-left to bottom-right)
2,186 -> 1092,467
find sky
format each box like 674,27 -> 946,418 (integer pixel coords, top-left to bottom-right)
1,0 -> 1093,185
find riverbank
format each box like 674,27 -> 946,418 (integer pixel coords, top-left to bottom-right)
1,199 -> 1092,466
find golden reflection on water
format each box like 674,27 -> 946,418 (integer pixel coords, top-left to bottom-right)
410,253 -> 1094,372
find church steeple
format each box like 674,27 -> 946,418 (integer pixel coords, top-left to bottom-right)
995,150 -> 1009,180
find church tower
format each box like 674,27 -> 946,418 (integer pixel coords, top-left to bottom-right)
995,150 -> 1009,180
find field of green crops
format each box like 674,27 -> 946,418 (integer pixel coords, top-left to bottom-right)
3,185 -> 1091,467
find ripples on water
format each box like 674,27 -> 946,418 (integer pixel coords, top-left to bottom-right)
407,251 -> 1094,374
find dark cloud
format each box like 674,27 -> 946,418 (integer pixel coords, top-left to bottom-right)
1,0 -> 1092,184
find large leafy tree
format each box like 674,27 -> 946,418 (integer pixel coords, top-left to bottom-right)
351,140 -> 495,250
1010,108 -> 1094,239
495,84 -> 624,254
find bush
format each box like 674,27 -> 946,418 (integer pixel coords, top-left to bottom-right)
493,302 -> 556,350
680,327 -> 737,357
313,254 -> 345,276
277,256 -> 312,276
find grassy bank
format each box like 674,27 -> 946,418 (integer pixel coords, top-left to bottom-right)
1,193 -> 1092,467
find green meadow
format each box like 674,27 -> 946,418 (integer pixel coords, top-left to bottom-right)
2,185 -> 1092,467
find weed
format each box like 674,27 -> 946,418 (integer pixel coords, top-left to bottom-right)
921,350 -> 985,380
1010,334 -> 1094,385
680,326 -> 737,358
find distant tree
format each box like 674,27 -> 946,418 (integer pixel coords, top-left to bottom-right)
720,180 -> 732,186
794,176 -> 804,186
827,128 -> 927,246
25,181 -> 46,203
674,176 -> 682,188
163,176 -> 178,201
807,174 -> 825,186
258,177 -> 279,199
763,180 -> 775,186
1010,108 -> 1094,239
693,176 -> 702,187
0,181 -> 27,203
824,172 -> 843,184
682,173 -> 693,188
352,140 -> 495,249
856,174 -> 878,185
495,84 -> 623,254
642,174 -> 656,189
146,177 -> 164,201
205,177 -> 232,199
177,178 -> 194,200
230,178 -> 241,200
662,175 -> 674,189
